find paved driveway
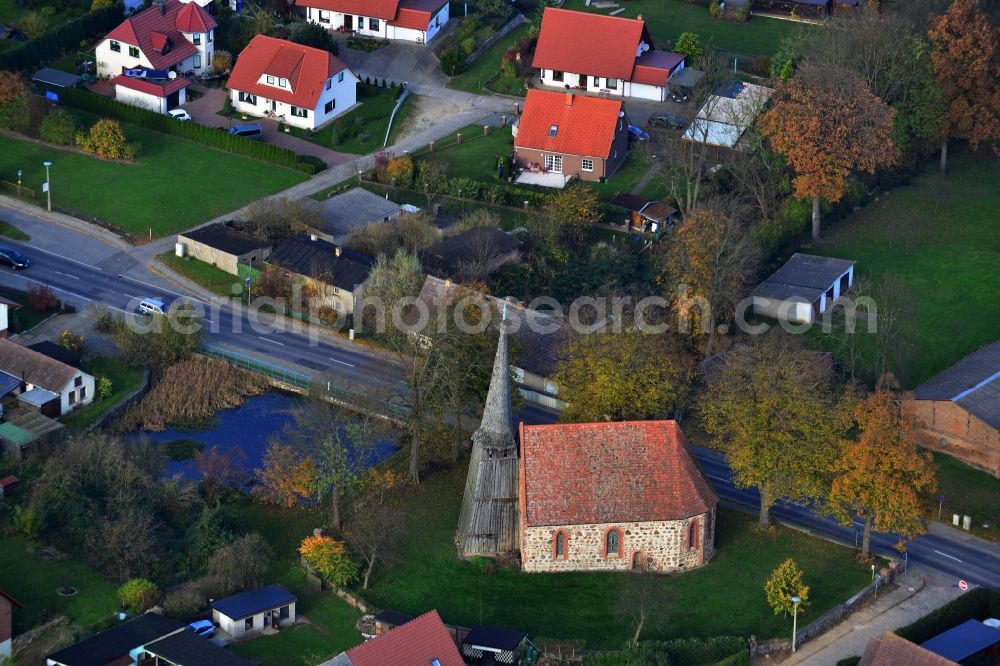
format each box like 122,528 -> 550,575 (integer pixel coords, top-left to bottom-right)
180,85 -> 357,168
335,37 -> 448,88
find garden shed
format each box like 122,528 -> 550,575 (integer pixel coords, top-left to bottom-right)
752,253 -> 855,324
210,585 -> 296,638
461,625 -> 534,666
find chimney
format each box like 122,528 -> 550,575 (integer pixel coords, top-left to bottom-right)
565,91 -> 573,106
637,13 -> 643,21
335,246 -> 342,257
158,0 -> 166,15
444,278 -> 451,288
309,234 -> 318,242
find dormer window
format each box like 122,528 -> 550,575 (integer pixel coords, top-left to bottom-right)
266,75 -> 274,84
193,33 -> 201,45
279,78 -> 288,88
548,124 -> 558,136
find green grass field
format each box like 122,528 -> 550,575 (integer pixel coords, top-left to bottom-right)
448,23 -> 532,96
0,127 -> 307,239
565,0 -> 801,57
0,535 -> 118,633
61,355 -> 145,430
808,155 -> 1000,389
928,452 -> 1000,541
0,218 -> 30,240
361,464 -> 873,648
159,252 -> 245,298
0,287 -> 51,332
288,84 -> 414,155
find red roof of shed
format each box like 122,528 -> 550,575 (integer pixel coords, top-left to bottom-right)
519,420 -> 718,527
112,73 -> 189,97
532,7 -> 653,80
105,0 -> 214,69
227,35 -> 349,110
515,88 -> 623,159
345,610 -> 464,666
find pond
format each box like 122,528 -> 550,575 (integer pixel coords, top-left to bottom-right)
132,392 -> 397,482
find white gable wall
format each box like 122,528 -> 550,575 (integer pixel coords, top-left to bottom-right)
230,70 -> 357,131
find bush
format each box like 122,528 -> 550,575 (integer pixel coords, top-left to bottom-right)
59,329 -> 84,351
289,20 -> 339,54
14,12 -> 49,39
709,0 -> 722,18
0,5 -> 121,72
440,48 -> 466,76
77,118 -> 130,160
299,535 -> 358,587
13,504 -> 44,542
118,578 -> 160,614
97,376 -> 113,400
0,71 -> 29,131
162,587 -> 206,618
27,283 -> 59,312
39,106 -> 77,145
752,56 -> 772,77
211,49 -> 233,74
460,36 -> 476,55
59,88 -> 312,172
296,154 -> 327,174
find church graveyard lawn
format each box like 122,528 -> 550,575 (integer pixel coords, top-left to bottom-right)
927,452 -> 1000,542
362,463 -> 874,648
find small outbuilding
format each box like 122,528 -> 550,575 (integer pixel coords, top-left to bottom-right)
31,68 -> 84,95
141,629 -> 255,666
752,253 -> 855,324
372,609 -> 413,636
609,194 -> 676,234
177,222 -> 273,276
310,188 -> 402,243
921,619 -> 1000,663
210,584 -> 296,639
112,72 -> 189,114
461,625 -> 534,666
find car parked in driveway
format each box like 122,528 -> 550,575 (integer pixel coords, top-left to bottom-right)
0,247 -> 30,269
168,108 -> 192,121
628,124 -> 651,141
648,113 -> 686,130
188,619 -> 215,639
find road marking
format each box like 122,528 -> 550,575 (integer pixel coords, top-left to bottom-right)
22,245 -> 103,270
258,336 -> 285,347
934,550 -> 963,563
328,357 -> 355,368
120,275 -> 205,304
54,271 -> 80,280
706,474 -> 729,483
853,521 -> 864,527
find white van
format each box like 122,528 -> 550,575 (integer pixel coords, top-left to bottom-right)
138,297 -> 169,316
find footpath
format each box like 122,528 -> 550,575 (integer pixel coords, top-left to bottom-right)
780,568 -> 964,665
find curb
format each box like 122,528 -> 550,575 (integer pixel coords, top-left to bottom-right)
0,195 -> 130,251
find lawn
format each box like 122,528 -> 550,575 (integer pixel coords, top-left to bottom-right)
0,218 -> 30,240
928,452 -> 1000,541
0,535 -> 118,633
287,84 -> 414,155
223,502 -> 363,666
807,155 -> 1000,389
0,126 -> 307,239
448,23 -> 532,96
159,251 -> 245,298
61,355 -> 145,430
0,0 -> 76,34
0,286 -> 52,332
362,463 -> 874,648
565,0 -> 802,57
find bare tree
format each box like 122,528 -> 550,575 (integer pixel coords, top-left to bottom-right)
416,159 -> 450,208
616,560 -> 670,646
727,126 -> 787,221
344,473 -> 407,589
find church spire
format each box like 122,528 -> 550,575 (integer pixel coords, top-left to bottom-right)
478,307 -> 514,442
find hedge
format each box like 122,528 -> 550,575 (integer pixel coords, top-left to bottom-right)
0,5 -> 122,72
894,588 -> 1000,645
584,637 -> 748,666
59,88 -> 313,173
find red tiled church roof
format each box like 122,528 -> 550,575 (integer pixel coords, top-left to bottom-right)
105,0 -> 215,70
112,73 -> 189,97
515,88 -> 623,159
532,7 -> 653,81
344,610 -> 464,666
227,35 -> 349,110
519,420 -> 718,527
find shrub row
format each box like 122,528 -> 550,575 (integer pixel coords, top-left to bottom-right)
895,588 -> 1000,645
59,88 -> 313,173
0,5 -> 122,72
583,637 -> 747,666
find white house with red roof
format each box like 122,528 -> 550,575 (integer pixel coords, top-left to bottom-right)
325,609 -> 464,666
297,0 -> 450,44
518,420 -> 718,573
96,0 -> 216,112
227,35 -> 358,131
532,8 -> 686,102
512,88 -> 629,186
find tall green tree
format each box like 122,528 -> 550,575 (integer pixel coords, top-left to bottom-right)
700,334 -> 851,530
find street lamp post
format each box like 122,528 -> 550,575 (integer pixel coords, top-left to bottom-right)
791,596 -> 801,652
43,161 -> 52,212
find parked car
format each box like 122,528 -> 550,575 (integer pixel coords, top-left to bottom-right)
229,123 -> 264,140
0,247 -> 30,270
188,620 -> 215,639
167,108 -> 192,121
648,113 -> 686,130
670,87 -> 690,104
628,125 -> 651,141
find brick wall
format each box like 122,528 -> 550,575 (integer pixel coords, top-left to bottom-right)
905,398 -> 1000,477
521,510 -> 715,573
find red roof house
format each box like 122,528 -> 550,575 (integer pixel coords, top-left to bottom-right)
859,632 -> 958,666
337,610 -> 464,666
228,35 -> 357,130
532,8 -> 687,101
99,0 -> 215,73
295,0 -> 450,44
518,420 -> 719,573
512,88 -> 630,185
0,589 -> 22,660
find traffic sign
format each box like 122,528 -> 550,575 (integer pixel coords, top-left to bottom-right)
245,277 -> 251,287
959,580 -> 968,591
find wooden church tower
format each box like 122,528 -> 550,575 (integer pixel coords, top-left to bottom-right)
455,314 -> 519,558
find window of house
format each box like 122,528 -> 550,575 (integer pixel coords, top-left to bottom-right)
291,106 -> 308,118
581,158 -> 594,172
80,386 -> 87,400
369,17 -> 379,30
326,78 -> 331,90
324,100 -> 334,113
110,40 -> 121,52
338,71 -> 344,82
688,520 -> 699,549
544,154 -> 562,173
554,530 -> 567,559
239,91 -> 257,104
318,9 -> 330,22
193,54 -> 202,69
552,70 -> 564,82
69,391 -> 77,405
128,46 -> 139,58
279,78 -> 288,87
279,605 -> 290,619
266,75 -> 274,84
548,124 -> 558,137
75,376 -> 82,387
193,33 -> 201,45
606,77 -> 618,88
605,528 -> 622,557
208,29 -> 213,42
244,617 -> 253,631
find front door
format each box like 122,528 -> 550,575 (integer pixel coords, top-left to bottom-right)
344,14 -> 353,30
270,100 -> 277,112
581,75 -> 588,88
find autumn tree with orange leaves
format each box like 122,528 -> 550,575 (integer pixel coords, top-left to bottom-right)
828,378 -> 937,561
928,0 -> 1000,174
254,441 -> 315,507
758,63 -> 895,240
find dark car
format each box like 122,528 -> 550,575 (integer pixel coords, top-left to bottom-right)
648,113 -> 686,130
0,248 -> 30,269
628,124 -> 651,141
670,88 -> 690,104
